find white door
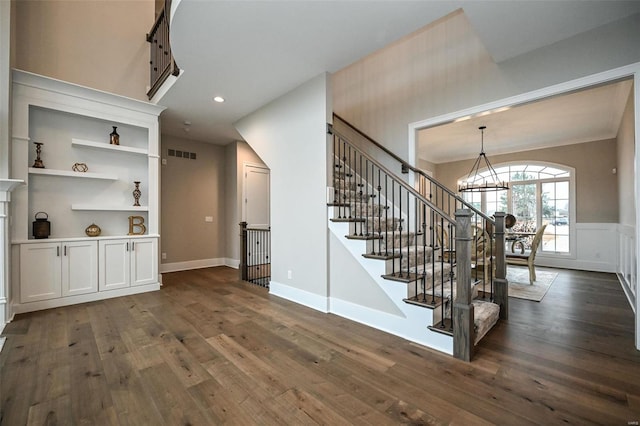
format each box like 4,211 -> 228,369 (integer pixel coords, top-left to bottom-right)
62,241 -> 98,296
244,164 -> 270,229
20,242 -> 62,303
131,238 -> 157,287
99,239 -> 130,291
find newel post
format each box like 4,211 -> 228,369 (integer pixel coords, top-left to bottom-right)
493,212 -> 509,320
454,209 -> 474,362
239,222 -> 248,281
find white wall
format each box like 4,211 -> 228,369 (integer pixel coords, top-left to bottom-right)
235,73 -> 331,311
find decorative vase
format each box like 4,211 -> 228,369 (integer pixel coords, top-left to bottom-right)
85,223 -> 101,237
109,126 -> 120,145
132,181 -> 141,206
32,142 -> 45,168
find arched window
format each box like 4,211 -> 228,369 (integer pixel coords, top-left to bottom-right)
459,163 -> 574,255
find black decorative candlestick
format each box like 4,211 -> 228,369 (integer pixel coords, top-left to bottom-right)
32,142 -> 45,168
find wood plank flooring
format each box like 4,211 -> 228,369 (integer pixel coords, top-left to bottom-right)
1,266 -> 639,425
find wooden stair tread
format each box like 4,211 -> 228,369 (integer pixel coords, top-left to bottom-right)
363,253 -> 397,261
330,217 -> 365,223
381,271 -> 419,283
403,293 -> 445,309
346,234 -> 383,241
428,319 -> 453,336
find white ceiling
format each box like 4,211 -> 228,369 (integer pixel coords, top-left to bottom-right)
418,79 -> 634,164
159,0 -> 640,147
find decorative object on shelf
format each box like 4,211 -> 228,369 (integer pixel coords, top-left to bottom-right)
32,142 -> 45,168
458,126 -> 509,193
132,181 -> 141,206
128,215 -> 146,235
85,223 -> 101,237
109,126 -> 120,145
32,212 -> 51,239
72,162 -> 89,172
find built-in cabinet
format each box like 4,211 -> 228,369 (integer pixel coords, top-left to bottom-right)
98,237 -> 157,291
20,240 -> 98,303
10,70 -> 165,314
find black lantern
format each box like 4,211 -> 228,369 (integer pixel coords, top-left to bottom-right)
32,212 -> 50,239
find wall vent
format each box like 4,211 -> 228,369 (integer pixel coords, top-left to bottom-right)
167,149 -> 196,160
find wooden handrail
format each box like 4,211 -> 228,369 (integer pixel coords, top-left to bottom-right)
146,0 -> 179,99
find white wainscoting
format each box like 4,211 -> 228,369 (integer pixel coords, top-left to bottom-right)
537,223 -> 616,273
617,223 -> 636,312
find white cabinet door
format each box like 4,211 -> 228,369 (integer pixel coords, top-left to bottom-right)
99,239 -> 130,291
131,238 -> 157,286
20,242 -> 62,303
62,241 -> 98,296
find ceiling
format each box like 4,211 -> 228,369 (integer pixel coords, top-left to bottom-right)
159,0 -> 640,147
418,78 -> 634,164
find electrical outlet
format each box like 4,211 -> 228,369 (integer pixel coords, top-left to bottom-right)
205,216 -> 213,222
288,270 -> 292,279
161,252 -> 167,260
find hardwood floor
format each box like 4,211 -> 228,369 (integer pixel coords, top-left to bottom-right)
1,266 -> 639,425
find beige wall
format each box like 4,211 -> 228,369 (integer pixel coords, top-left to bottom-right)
433,139 -> 619,223
13,0 -> 153,101
223,140 -> 267,264
617,87 -> 636,226
332,10 -> 640,166
160,135 -> 227,264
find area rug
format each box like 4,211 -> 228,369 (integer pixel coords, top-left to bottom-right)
507,265 -> 558,302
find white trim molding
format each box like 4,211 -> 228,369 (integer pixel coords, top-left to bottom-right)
0,180 -> 24,333
160,258 -> 229,273
269,280 -> 330,313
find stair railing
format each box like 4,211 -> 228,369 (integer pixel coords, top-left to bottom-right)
239,222 -> 271,288
146,0 -> 180,99
330,124 -> 459,338
332,114 -> 508,316
329,117 -> 507,360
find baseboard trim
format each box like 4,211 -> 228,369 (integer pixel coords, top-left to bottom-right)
225,258 -> 240,269
11,283 -> 160,315
160,258 -> 228,273
269,281 -> 329,313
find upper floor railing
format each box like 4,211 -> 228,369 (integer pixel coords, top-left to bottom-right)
146,0 -> 179,99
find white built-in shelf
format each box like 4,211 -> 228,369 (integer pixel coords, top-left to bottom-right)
29,168 -> 118,180
72,138 -> 148,156
71,204 -> 149,212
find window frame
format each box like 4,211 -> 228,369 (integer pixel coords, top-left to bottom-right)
457,161 -> 576,259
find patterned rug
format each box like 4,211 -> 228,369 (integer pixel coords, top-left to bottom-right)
507,265 -> 558,302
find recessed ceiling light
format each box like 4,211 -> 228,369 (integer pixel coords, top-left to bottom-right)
213,96 -> 225,103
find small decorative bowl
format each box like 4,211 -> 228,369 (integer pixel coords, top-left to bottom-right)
85,223 -> 101,237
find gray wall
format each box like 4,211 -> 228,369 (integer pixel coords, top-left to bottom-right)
236,73 -> 331,304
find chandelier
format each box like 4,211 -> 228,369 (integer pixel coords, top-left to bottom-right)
459,126 -> 509,193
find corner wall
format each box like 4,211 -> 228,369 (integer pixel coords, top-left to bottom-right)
235,73 -> 330,311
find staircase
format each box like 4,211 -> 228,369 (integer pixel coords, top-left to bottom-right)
328,115 -> 509,361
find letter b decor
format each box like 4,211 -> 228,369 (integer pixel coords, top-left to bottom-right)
128,215 -> 146,235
